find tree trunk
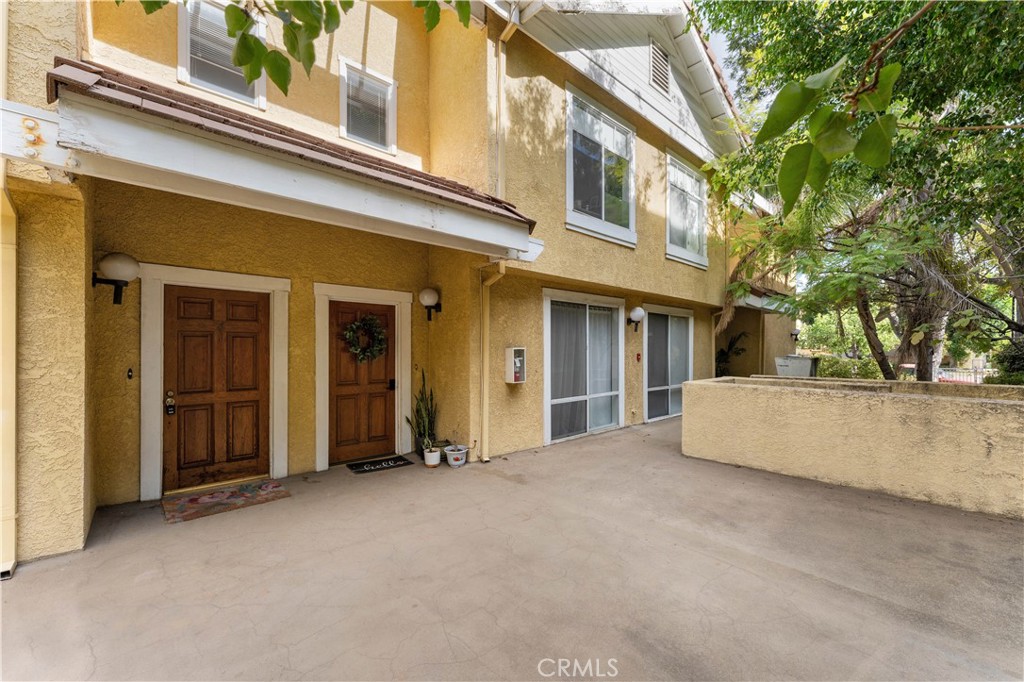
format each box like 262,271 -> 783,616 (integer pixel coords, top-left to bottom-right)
855,288 -> 898,380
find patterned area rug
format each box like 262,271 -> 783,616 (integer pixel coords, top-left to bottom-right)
162,480 -> 291,523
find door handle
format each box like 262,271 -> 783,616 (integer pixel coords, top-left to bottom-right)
165,390 -> 176,416
387,379 -> 396,391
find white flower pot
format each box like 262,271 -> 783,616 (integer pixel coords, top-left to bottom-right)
444,445 -> 468,468
424,448 -> 441,468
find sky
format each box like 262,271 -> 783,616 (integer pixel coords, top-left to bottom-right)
705,30 -> 742,99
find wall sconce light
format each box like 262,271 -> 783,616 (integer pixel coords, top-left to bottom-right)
92,252 -> 140,305
628,306 -> 646,332
790,329 -> 801,342
419,287 -> 441,321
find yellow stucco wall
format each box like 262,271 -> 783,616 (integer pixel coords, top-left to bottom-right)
762,312 -> 797,375
500,29 -> 730,307
682,377 -> 1024,519
717,308 -> 763,377
89,0 -> 432,169
89,179 -> 435,505
485,270 -> 716,457
10,180 -> 92,561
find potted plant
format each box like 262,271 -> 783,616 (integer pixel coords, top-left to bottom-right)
406,370 -> 438,463
422,436 -> 441,468
443,428 -> 468,468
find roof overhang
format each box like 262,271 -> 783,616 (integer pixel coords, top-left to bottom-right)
3,60 -> 536,260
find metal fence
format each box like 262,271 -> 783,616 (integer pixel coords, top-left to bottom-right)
936,367 -> 998,384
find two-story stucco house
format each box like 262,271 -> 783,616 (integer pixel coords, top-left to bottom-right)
0,0 -> 794,573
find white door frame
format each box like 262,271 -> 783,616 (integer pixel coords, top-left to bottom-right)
314,283 -> 413,471
542,288 -> 626,445
641,303 -> 694,423
139,264 -> 291,501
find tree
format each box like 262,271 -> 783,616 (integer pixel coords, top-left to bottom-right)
118,0 -> 471,95
697,1 -> 1024,380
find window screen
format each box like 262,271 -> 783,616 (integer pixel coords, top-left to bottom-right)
570,98 -> 633,230
668,159 -> 707,258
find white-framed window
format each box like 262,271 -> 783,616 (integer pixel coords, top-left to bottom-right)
339,60 -> 397,154
642,304 -> 694,421
666,154 -> 708,268
543,289 -> 626,444
565,87 -> 636,247
177,0 -> 267,108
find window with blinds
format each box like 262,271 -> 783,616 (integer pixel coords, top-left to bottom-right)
666,157 -> 708,267
343,66 -> 394,151
185,0 -> 257,104
650,40 -> 671,96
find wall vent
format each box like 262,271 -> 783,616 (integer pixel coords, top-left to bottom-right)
650,40 -> 671,96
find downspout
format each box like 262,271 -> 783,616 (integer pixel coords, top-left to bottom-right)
479,261 -> 506,462
0,0 -> 18,579
495,4 -> 518,198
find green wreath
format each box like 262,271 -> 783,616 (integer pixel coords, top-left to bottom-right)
343,314 -> 387,363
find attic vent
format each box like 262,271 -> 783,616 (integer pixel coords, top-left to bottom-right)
650,40 -> 671,95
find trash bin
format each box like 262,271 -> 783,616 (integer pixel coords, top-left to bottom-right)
775,355 -> 820,377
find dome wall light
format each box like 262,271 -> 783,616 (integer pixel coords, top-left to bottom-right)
419,287 -> 441,321
628,306 -> 646,332
92,252 -> 140,305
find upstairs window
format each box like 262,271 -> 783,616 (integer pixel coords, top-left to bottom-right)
565,89 -> 636,247
340,62 -> 397,153
666,156 -> 708,267
650,39 -> 671,96
178,0 -> 266,107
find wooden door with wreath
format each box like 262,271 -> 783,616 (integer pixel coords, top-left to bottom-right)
329,301 -> 396,463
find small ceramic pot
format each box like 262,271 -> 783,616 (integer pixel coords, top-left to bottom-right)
424,448 -> 441,468
444,445 -> 468,468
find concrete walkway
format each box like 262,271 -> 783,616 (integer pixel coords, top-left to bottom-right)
2,418 -> 1022,681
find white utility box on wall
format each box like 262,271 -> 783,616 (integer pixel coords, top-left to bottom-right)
505,347 -> 526,383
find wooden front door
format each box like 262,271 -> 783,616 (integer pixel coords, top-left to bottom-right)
329,301 -> 396,463
163,285 -> 270,492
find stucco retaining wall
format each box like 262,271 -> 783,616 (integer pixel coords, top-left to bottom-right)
682,377 -> 1024,518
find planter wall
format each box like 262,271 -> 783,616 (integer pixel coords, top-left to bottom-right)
682,376 -> 1024,519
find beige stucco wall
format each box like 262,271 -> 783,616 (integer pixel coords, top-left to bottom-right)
682,377 -> 1024,518
762,312 -> 797,375
10,180 -> 93,561
89,0 -> 433,169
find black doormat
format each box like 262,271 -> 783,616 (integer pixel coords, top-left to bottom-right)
346,455 -> 414,474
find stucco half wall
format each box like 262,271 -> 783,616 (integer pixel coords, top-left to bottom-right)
681,376 -> 1024,519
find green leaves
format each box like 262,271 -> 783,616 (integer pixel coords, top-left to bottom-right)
224,4 -> 251,37
756,82 -> 817,145
413,0 -> 442,31
778,143 -> 814,216
858,63 -> 902,113
777,143 -> 831,215
814,115 -> 857,162
285,0 -> 324,36
323,1 -> 342,33
804,55 -> 848,90
138,0 -> 170,14
854,114 -> 898,168
263,50 -> 292,95
452,0 -> 472,27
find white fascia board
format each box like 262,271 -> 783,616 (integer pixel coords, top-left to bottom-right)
2,97 -> 531,259
741,294 -> 784,312
730,191 -> 777,216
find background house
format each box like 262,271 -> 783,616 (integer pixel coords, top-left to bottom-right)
0,0 -> 794,571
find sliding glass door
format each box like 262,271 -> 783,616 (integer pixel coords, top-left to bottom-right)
646,311 -> 691,420
549,299 -> 621,441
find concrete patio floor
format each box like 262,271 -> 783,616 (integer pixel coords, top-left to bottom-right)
2,418 -> 1022,681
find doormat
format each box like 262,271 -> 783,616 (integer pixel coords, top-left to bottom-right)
162,480 -> 291,523
346,455 -> 414,474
